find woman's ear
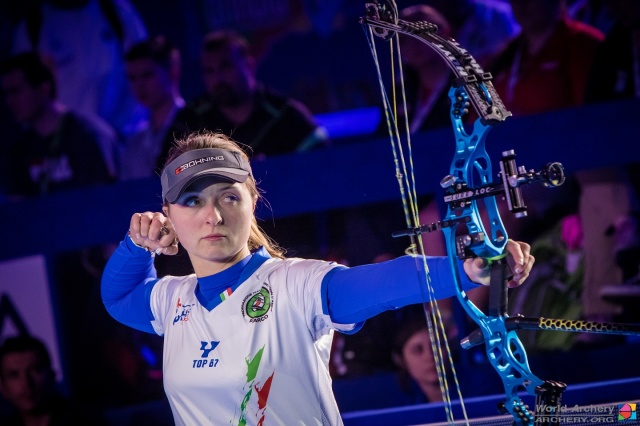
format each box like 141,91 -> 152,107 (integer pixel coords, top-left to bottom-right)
162,206 -> 169,216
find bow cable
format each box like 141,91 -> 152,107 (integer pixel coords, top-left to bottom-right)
363,22 -> 470,425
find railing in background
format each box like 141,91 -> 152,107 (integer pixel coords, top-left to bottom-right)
0,99 -> 638,262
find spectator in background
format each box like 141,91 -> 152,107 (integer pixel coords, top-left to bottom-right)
12,0 -> 148,140
390,309 -> 503,406
0,53 -> 135,406
195,29 -> 328,159
192,29 -> 330,263
257,0 -> 384,115
391,316 -> 445,404
424,0 -> 521,66
120,35 -> 199,181
489,0 -> 604,116
0,334 -> 106,425
0,52 -> 115,198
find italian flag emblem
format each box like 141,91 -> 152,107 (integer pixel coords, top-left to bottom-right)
220,287 -> 233,301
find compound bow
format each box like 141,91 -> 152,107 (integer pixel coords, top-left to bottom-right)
360,1 -> 640,424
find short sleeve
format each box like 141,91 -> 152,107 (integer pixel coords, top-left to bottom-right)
149,275 -> 194,335
281,259 -> 355,340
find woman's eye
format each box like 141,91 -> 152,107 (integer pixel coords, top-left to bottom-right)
179,196 -> 201,207
222,194 -> 240,203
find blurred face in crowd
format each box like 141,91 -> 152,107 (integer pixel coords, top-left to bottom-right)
126,58 -> 174,109
1,70 -> 49,124
201,45 -> 255,107
0,350 -> 53,414
401,328 -> 439,388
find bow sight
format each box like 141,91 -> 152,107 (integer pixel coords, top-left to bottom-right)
395,152 -> 566,259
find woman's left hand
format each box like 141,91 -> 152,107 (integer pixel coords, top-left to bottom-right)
129,211 -> 179,255
463,240 -> 534,288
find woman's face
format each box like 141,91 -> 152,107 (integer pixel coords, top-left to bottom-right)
402,329 -> 439,387
165,179 -> 256,276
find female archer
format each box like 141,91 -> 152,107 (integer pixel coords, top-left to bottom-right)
101,131 -> 534,425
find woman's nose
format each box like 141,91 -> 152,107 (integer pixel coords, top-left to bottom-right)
204,202 -> 223,225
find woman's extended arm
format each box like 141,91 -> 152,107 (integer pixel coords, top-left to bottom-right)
101,236 -> 159,333
324,256 -> 475,324
325,240 -> 533,324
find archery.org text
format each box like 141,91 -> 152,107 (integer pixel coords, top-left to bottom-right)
536,404 -> 617,423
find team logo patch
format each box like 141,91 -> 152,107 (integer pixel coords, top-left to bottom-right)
241,285 -> 273,322
173,297 -> 194,325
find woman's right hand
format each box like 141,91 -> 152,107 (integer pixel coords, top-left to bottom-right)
128,212 -> 179,255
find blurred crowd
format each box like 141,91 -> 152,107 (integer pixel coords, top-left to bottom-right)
1,0 -> 640,421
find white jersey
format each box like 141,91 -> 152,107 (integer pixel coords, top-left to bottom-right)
149,255 -> 355,426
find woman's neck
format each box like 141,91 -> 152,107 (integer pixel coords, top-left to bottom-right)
192,247 -> 252,277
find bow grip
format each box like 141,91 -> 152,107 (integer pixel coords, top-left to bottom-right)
488,255 -> 509,317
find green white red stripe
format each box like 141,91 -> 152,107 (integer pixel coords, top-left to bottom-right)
220,287 -> 233,301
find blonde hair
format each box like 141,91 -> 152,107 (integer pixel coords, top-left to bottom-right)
164,131 -> 286,259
